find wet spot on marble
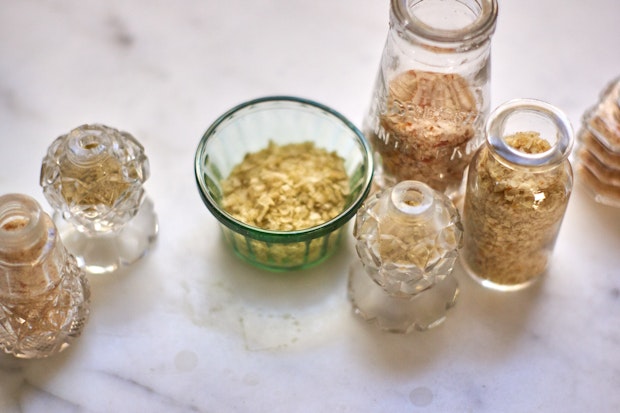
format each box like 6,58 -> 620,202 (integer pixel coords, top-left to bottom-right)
0,87 -> 38,118
243,373 -> 260,386
106,14 -> 134,48
409,386 -> 433,407
239,312 -> 302,351
174,350 -> 198,372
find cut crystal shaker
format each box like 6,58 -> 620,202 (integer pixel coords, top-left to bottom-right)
40,124 -> 158,274
0,193 -> 90,358
348,180 -> 462,333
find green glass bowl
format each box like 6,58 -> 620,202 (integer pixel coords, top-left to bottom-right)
194,96 -> 374,271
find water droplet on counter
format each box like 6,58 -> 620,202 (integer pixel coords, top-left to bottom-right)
174,350 -> 199,372
243,373 -> 260,386
409,386 -> 433,407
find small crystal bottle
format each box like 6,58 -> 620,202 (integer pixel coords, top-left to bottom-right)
460,99 -> 574,291
40,124 -> 158,274
348,180 -> 462,333
0,193 -> 90,358
363,0 -> 498,198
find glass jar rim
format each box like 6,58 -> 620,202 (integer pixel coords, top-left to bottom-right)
486,99 -> 574,167
391,0 -> 498,46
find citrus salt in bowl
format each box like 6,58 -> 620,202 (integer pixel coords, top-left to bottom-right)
194,96 -> 374,271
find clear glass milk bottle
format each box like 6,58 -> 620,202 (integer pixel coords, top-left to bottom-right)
460,99 -> 574,291
0,193 -> 90,358
364,0 -> 498,199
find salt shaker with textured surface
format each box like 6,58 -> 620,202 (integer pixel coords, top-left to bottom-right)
348,180 -> 462,333
0,193 -> 90,358
40,124 -> 158,274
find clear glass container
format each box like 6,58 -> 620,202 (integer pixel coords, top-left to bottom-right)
363,0 -> 498,199
194,96 -> 374,272
348,180 -> 462,333
460,99 -> 574,291
575,76 -> 620,207
0,193 -> 90,358
40,124 -> 158,274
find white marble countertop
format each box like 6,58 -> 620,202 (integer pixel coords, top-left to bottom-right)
1,0 -> 619,412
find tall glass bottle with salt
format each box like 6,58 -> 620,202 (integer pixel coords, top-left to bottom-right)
364,0 -> 498,199
460,99 -> 574,291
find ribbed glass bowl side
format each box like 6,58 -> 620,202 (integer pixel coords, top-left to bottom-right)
195,96 -> 373,271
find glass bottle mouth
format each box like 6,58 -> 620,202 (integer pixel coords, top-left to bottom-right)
0,194 -> 47,255
391,0 -> 498,47
486,99 -> 574,168
66,124 -> 113,166
390,180 -> 435,218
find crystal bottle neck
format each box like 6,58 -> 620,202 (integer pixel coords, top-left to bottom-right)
0,194 -> 63,297
0,194 -> 50,264
387,180 -> 437,223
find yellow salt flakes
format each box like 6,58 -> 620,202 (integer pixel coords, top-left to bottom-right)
221,141 -> 349,231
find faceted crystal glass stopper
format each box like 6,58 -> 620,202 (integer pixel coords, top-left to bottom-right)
41,124 -> 150,234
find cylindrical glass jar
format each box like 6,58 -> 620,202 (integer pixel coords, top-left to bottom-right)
460,99 -> 574,291
0,193 -> 90,358
363,0 -> 498,198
